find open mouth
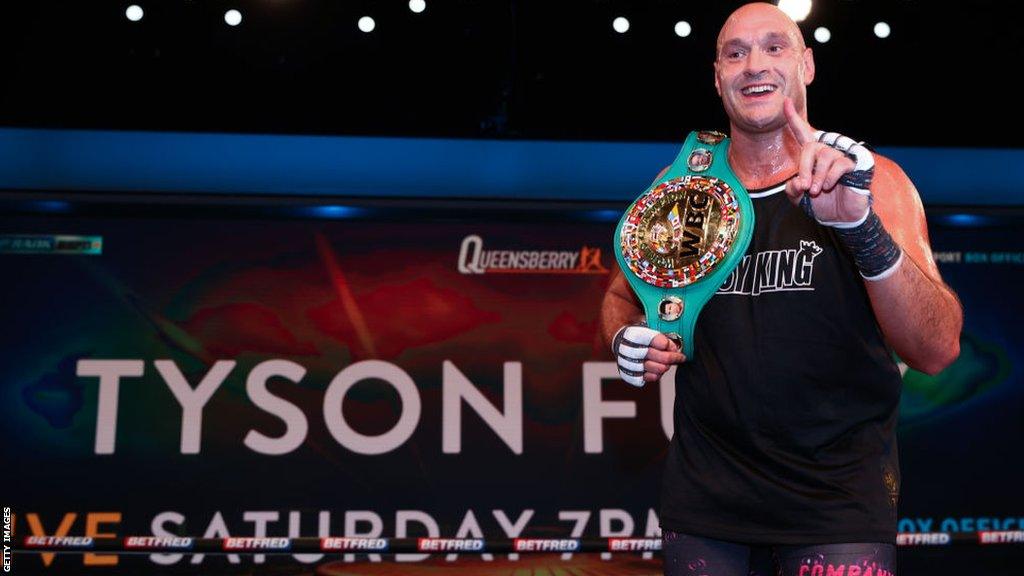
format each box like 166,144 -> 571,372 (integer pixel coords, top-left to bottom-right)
740,84 -> 777,97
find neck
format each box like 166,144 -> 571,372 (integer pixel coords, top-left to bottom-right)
726,126 -> 801,189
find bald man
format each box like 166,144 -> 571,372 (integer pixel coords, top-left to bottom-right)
601,3 -> 962,575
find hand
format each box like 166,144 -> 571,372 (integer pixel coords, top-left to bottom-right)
613,325 -> 687,387
783,97 -> 873,226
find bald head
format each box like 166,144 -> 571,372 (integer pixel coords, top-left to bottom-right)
712,1 -> 815,134
717,2 -> 805,59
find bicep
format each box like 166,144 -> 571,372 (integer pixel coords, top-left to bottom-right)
603,166 -> 670,318
606,164 -> 670,307
605,268 -> 641,308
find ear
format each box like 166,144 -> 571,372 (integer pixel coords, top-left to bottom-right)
714,60 -> 722,96
802,47 -> 816,85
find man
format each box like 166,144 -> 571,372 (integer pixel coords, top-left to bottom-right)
659,298 -> 683,321
601,3 -> 962,575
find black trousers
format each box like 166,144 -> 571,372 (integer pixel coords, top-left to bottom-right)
662,530 -> 897,576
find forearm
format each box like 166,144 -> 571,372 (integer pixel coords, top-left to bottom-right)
865,255 -> 963,375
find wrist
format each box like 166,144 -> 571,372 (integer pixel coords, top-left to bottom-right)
611,321 -> 649,355
833,208 -> 903,281
611,325 -> 628,356
829,206 -> 871,229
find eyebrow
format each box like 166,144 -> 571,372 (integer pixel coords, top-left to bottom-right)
762,32 -> 792,45
720,31 -> 793,53
720,39 -> 750,53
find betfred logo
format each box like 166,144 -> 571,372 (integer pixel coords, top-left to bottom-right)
895,532 -> 951,546
979,531 -> 1024,544
24,536 -> 95,548
512,538 -> 579,552
608,538 -> 661,551
222,537 -> 291,551
457,235 -> 608,275
124,536 -> 194,549
417,538 -> 485,552
320,537 -> 389,551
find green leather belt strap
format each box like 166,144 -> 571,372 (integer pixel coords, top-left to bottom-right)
613,130 -> 755,358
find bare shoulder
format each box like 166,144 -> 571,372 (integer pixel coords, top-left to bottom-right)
870,154 -> 942,280
870,154 -> 926,222
872,154 -> 919,199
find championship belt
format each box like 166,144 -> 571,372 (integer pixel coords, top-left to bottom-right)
613,130 -> 755,358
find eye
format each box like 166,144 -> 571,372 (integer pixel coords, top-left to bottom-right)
767,44 -> 784,54
727,49 -> 745,59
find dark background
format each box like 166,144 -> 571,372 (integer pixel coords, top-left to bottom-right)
1,0 -> 1017,145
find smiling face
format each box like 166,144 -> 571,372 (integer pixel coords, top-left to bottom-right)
714,3 -> 815,134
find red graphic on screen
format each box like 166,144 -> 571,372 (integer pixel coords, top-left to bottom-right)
184,303 -> 319,357
547,311 -> 599,345
309,276 -> 501,361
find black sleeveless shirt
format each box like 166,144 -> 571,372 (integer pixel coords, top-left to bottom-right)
660,179 -> 903,545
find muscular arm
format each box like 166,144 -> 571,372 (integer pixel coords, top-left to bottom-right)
864,156 -> 963,375
600,165 -> 687,384
600,268 -> 644,348
601,164 -> 671,349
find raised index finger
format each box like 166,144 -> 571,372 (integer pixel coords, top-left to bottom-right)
784,97 -> 815,145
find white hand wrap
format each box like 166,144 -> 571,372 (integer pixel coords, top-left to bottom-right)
813,130 -> 874,196
801,130 -> 876,228
612,324 -> 660,387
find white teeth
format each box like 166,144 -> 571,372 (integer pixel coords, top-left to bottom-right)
742,85 -> 776,95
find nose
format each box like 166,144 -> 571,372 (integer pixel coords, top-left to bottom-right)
744,47 -> 768,77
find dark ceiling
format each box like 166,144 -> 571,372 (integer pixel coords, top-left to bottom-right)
1,0 -> 1017,147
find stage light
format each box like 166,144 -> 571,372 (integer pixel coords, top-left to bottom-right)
613,17 -> 629,34
874,22 -> 891,38
939,214 -> 994,227
301,206 -> 364,219
225,9 -> 242,26
409,0 -> 426,14
777,0 -> 812,22
814,27 -> 831,43
674,21 -> 692,38
125,5 -> 143,22
31,201 -> 73,214
359,16 -> 376,33
582,209 -> 622,223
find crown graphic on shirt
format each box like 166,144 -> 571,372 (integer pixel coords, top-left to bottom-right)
799,240 -> 823,257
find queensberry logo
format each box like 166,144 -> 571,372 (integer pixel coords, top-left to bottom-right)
457,235 -> 608,275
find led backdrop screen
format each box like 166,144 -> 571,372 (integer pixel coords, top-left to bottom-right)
2,199 -> 1022,575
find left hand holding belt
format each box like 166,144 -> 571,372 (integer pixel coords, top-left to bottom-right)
612,324 -> 686,388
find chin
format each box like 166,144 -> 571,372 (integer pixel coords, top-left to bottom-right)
734,118 -> 775,133
735,110 -> 785,133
